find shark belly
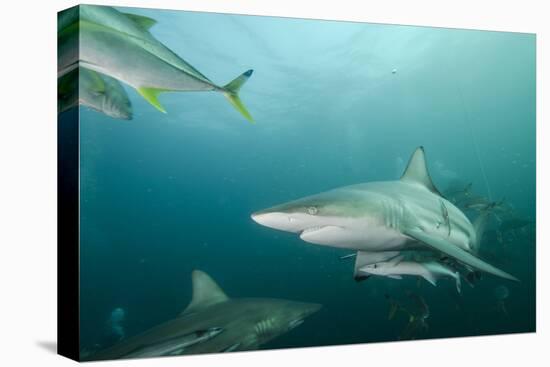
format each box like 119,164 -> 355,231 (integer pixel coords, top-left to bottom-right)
299,218 -> 412,251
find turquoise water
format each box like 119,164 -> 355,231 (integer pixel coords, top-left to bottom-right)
74,6 -> 535,355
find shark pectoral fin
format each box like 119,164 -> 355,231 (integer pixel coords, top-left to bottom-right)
222,69 -> 254,123
123,13 -> 158,31
137,87 -> 168,113
404,228 -> 519,282
389,255 -> 405,266
387,275 -> 402,280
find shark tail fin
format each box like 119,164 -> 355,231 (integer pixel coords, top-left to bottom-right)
222,69 -> 254,123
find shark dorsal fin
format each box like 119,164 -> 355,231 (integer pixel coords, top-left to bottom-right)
400,147 -> 442,196
180,270 -> 229,317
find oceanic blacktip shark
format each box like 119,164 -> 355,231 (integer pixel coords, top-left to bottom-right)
358,255 -> 462,293
58,67 -> 133,120
58,5 -> 254,121
87,270 -> 321,361
251,147 -> 518,281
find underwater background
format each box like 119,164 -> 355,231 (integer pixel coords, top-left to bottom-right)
73,7 -> 535,352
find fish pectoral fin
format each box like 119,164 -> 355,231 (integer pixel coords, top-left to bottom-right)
137,87 -> 168,113
388,254 -> 405,266
404,228 -> 519,281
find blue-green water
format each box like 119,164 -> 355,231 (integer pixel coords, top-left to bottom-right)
76,7 -> 535,354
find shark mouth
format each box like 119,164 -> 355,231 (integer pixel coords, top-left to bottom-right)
288,319 -> 304,330
299,225 -> 344,243
300,226 -> 328,235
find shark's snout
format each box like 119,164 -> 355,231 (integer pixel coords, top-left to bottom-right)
251,211 -> 303,233
307,302 -> 323,315
290,302 -> 322,329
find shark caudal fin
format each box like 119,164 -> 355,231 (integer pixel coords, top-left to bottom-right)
222,69 -> 254,123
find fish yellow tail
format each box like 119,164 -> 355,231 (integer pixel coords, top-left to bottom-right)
222,69 -> 254,123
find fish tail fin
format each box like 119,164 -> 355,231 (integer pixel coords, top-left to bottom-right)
222,69 -> 254,123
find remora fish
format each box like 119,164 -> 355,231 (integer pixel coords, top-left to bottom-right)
359,256 -> 462,293
58,5 -> 254,121
251,146 -> 518,281
87,270 -> 321,361
58,67 -> 133,120
124,328 -> 224,358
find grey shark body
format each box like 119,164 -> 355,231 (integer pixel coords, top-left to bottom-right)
88,270 -> 320,361
252,147 -> 517,281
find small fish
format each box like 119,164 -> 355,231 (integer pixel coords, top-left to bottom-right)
360,256 -> 462,293
494,285 -> 510,317
385,292 -> 430,340
123,327 -> 224,358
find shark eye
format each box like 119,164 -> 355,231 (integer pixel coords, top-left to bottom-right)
307,206 -> 318,215
373,264 -> 378,268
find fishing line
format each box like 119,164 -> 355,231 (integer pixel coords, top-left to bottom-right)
444,55 -> 493,201
455,85 -> 493,201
